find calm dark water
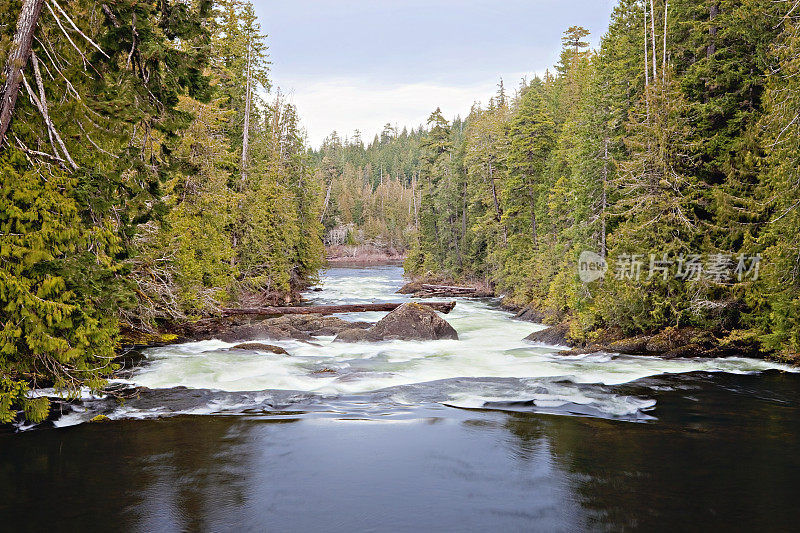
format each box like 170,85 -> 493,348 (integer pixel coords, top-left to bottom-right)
2,371 -> 800,532
2,267 -> 799,531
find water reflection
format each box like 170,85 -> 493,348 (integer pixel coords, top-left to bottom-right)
497,371 -> 800,531
2,371 -> 799,531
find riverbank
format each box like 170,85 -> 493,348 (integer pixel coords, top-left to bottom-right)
6,265 -> 795,435
399,271 -> 798,364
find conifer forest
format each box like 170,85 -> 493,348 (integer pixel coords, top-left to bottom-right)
3,1 -> 800,530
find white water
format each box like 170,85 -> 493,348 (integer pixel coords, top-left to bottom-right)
121,266 -> 793,421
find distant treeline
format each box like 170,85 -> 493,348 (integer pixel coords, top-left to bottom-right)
310,125 -> 451,249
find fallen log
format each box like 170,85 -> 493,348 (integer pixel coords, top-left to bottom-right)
222,301 -> 456,316
421,284 -> 477,293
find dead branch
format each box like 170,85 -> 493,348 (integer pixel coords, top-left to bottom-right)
49,0 -> 109,58
29,52 -> 77,169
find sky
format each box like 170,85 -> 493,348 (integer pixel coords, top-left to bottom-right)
253,0 -> 617,147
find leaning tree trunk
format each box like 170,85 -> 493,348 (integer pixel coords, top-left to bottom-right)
222,301 -> 457,316
0,0 -> 45,145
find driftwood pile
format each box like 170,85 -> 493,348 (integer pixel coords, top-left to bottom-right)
397,282 -> 494,298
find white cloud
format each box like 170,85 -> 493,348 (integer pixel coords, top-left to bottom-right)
275,75 -> 535,148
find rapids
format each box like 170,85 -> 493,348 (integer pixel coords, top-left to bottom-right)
89,265 -> 792,424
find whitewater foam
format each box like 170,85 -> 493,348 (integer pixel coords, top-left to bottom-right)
103,266 -> 800,423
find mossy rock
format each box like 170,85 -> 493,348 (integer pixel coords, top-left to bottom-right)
89,415 -> 111,423
607,335 -> 653,354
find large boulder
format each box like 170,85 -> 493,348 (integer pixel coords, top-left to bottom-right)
366,302 -> 458,341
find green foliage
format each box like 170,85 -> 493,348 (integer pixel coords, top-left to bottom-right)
313,117 -> 426,251
407,1 -> 800,358
753,12 -> 800,358
1,0 -> 323,424
1,150 -> 118,420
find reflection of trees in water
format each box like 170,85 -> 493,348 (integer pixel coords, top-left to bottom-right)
127,416 -> 300,531
127,416 -> 248,531
496,373 -> 800,531
0,415 -> 299,531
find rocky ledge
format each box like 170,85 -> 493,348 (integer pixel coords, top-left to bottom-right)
173,314 -> 373,344
166,302 -> 459,346
525,324 -> 765,359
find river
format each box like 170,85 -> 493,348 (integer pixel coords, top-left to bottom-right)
2,266 -> 799,530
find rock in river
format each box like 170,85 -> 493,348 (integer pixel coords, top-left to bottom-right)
230,343 -> 289,355
334,302 -> 458,342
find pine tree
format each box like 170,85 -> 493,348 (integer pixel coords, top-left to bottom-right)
595,71 -> 703,332
753,7 -> 800,359
1,149 -> 117,422
501,80 -> 556,304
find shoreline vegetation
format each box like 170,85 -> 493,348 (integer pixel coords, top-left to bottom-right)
4,0 -> 800,427
399,274 -> 773,361
1,0 -> 322,423
400,6 -> 800,367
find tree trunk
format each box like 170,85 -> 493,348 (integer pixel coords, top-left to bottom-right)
708,4 -> 719,58
650,0 -> 658,82
222,301 -> 457,316
663,0 -> 668,74
320,180 -> 332,223
0,0 -> 45,145
241,42 -> 252,182
461,180 -> 468,240
412,173 -> 420,228
421,284 -> 477,293
601,137 -> 608,258
489,162 -> 501,222
644,0 -> 650,88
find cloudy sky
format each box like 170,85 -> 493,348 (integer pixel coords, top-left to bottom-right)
253,0 -> 617,147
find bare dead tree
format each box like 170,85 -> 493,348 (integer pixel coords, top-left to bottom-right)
241,41 -> 252,182
663,0 -> 669,74
320,179 -> 332,223
650,0 -> 658,81
0,0 -> 45,145
644,0 -> 650,88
